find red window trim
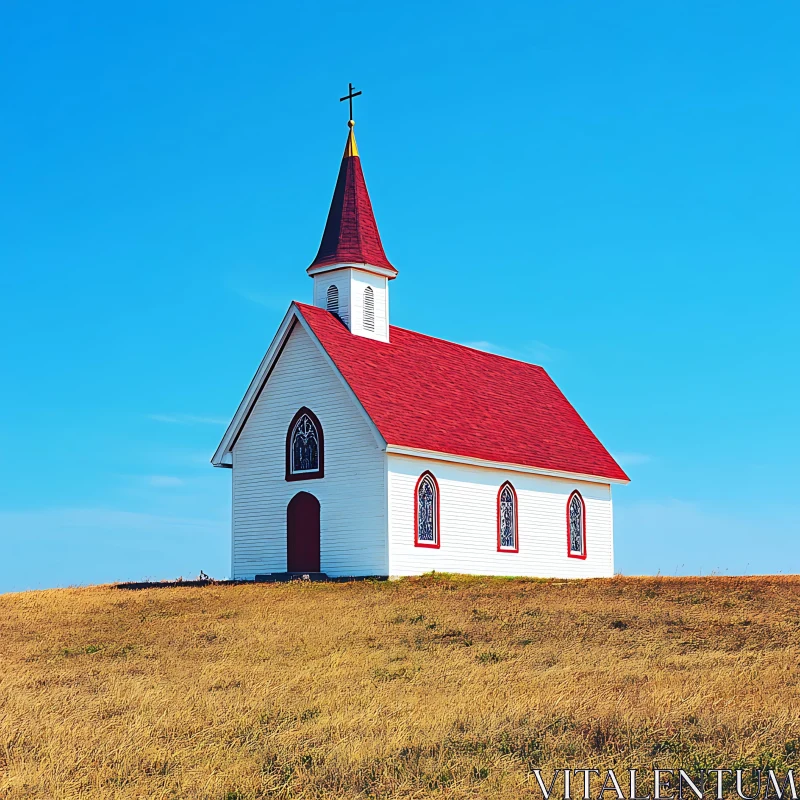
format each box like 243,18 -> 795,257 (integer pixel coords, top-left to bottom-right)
496,481 -> 519,553
413,471 -> 440,549
285,407 -> 325,482
566,490 -> 587,559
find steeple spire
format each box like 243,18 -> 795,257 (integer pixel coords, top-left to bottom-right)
307,101 -> 396,277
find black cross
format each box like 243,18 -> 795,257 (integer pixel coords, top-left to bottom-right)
339,82 -> 362,121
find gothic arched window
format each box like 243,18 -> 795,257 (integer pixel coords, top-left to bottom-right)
414,472 -> 440,548
567,491 -> 586,558
326,285 -> 339,316
285,407 -> 324,481
363,286 -> 375,331
497,482 -> 518,552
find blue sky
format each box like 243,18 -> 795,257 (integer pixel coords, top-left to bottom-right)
1,1 -> 798,592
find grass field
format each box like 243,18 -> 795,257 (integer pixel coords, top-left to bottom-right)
1,574 -> 799,799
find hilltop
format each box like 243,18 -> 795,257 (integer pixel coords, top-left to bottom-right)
1,575 -> 799,799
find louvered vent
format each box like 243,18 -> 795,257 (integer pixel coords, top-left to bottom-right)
326,285 -> 339,316
363,286 -> 375,332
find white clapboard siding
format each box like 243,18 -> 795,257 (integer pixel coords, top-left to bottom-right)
349,270 -> 389,341
231,322 -> 387,578
387,454 -> 614,578
313,268 -> 390,342
313,271 -> 351,327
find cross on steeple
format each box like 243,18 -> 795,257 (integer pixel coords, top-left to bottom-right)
339,82 -> 362,122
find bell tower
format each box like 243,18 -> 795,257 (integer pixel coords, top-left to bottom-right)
307,86 -> 396,343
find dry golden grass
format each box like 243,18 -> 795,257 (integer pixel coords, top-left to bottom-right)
1,574 -> 799,799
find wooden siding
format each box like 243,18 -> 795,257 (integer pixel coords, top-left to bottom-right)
387,454 -> 614,578
313,271 -> 351,327
231,323 -> 387,579
349,270 -> 389,342
313,268 -> 389,342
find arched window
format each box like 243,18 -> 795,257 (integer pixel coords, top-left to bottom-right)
567,491 -> 586,558
285,407 -> 324,481
414,472 -> 440,548
326,285 -> 339,316
363,286 -> 375,331
497,482 -> 518,552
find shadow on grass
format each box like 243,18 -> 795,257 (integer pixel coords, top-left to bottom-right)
114,576 -> 388,590
114,580 -> 243,590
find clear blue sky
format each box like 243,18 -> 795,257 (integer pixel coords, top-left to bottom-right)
2,1 -> 798,592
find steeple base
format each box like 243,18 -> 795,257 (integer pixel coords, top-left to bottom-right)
313,266 -> 389,342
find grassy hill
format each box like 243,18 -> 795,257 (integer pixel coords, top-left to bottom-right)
1,575 -> 798,799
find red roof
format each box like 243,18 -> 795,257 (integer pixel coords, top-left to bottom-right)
296,303 -> 629,482
308,127 -> 396,276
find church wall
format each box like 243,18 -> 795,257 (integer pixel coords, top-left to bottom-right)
231,322 -> 387,578
386,454 -> 614,578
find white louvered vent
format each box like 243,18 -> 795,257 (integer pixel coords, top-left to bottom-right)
326,285 -> 339,316
363,286 -> 375,332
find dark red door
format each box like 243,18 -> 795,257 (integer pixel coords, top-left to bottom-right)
286,492 -> 321,572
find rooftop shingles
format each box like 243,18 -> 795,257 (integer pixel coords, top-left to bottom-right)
307,133 -> 396,275
297,302 -> 629,482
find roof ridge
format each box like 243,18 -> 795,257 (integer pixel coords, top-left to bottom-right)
390,325 -> 549,372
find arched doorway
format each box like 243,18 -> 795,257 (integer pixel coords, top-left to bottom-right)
286,491 -> 321,572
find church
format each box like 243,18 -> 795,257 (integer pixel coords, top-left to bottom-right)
212,100 -> 629,581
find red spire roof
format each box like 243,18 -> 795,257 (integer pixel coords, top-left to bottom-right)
308,124 -> 397,276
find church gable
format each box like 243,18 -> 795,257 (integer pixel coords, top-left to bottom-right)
232,320 -> 381,472
212,305 -> 385,468
230,320 -> 388,579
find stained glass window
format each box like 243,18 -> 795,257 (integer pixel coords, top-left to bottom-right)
290,414 -> 320,474
417,474 -> 437,545
569,492 -> 584,556
499,484 -> 516,550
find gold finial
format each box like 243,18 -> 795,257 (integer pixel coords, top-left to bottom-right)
343,124 -> 359,158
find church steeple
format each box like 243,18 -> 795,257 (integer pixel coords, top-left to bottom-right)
308,87 -> 395,343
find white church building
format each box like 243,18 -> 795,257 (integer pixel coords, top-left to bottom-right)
212,116 -> 629,580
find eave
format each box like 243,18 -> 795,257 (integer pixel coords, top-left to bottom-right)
306,261 -> 398,280
385,445 -> 631,486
